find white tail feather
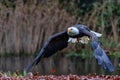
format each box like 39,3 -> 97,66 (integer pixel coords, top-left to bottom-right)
91,31 -> 102,37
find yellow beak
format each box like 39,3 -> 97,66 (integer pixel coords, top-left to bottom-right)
68,28 -> 71,33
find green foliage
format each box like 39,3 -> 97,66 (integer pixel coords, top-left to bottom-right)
0,0 -> 15,18
57,0 -> 96,16
58,0 -> 120,56
0,0 -> 15,8
111,2 -> 120,34
99,38 -> 116,48
58,0 -> 120,36
66,49 -> 93,58
23,70 -> 27,77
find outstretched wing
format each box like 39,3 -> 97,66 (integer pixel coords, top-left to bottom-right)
26,30 -> 69,72
92,39 -> 114,72
78,25 -> 114,72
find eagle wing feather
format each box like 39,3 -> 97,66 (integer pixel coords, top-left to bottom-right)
26,30 -> 69,72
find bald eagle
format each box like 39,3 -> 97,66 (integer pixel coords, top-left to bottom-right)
26,24 -> 114,72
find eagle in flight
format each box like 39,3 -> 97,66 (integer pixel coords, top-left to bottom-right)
26,24 -> 114,72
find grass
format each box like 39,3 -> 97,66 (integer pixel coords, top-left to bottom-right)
0,70 -> 26,78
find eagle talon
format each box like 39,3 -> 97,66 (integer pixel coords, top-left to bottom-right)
77,38 -> 81,43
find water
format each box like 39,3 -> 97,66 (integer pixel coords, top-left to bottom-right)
0,55 -> 120,75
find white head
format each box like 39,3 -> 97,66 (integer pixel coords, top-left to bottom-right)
67,27 -> 79,36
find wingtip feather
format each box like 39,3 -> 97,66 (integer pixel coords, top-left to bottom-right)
93,41 -> 114,72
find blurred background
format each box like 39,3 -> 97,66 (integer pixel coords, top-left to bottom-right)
0,0 -> 120,75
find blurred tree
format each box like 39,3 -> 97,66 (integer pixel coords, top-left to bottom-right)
0,0 -> 119,55
57,0 -> 96,16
